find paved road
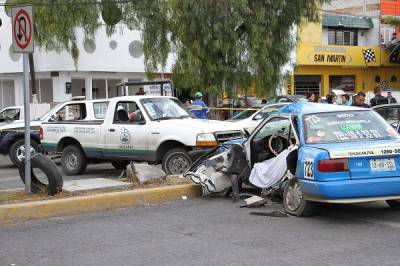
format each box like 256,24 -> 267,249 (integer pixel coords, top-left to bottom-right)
1,198 -> 400,265
0,156 -> 122,190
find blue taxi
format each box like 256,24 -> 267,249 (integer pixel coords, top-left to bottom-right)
272,102 -> 400,216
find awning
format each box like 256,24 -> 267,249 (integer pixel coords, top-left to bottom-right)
322,15 -> 374,29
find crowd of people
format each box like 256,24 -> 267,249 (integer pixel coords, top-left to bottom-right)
306,87 -> 397,108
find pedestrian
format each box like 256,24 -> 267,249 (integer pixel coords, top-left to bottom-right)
182,98 -> 191,109
326,94 -> 335,104
306,92 -> 315,102
370,87 -> 387,107
387,91 -> 397,104
314,96 -> 322,103
341,94 -> 352,106
190,92 -> 209,119
135,87 -> 146,95
352,92 -> 370,108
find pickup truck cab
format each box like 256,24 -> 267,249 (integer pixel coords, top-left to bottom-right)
41,96 -> 244,175
0,99 -> 109,166
0,104 -> 50,126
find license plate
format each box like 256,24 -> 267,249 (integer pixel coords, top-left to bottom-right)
370,158 -> 396,172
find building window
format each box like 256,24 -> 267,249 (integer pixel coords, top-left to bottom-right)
328,27 -> 358,46
391,75 -> 397,83
375,75 -> 381,83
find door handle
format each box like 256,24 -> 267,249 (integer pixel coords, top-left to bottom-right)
108,128 -> 115,132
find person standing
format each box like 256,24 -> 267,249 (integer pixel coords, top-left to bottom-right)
352,92 -> 370,108
387,91 -> 397,104
341,94 -> 352,106
191,92 -> 209,119
306,92 -> 315,102
370,87 -> 387,107
135,87 -> 146,95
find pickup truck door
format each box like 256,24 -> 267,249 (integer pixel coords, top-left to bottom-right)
103,100 -> 152,160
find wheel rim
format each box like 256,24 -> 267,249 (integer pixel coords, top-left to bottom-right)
16,145 -> 36,162
285,181 -> 303,211
168,154 -> 190,175
65,152 -> 78,169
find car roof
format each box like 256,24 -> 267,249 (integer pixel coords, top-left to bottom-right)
279,102 -> 366,115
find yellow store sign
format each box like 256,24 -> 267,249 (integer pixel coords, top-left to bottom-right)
297,45 -> 380,67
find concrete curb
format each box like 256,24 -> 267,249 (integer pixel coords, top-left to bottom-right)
0,184 -> 202,223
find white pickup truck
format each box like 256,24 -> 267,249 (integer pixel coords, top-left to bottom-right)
41,96 -> 244,175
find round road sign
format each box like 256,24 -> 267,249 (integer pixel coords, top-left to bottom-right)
13,9 -> 33,50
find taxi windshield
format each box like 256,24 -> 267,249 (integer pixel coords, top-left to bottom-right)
303,110 -> 400,144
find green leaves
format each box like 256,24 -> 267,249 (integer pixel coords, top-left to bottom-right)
5,0 -> 323,95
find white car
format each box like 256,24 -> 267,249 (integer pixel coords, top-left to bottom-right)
0,103 -> 50,126
227,103 -> 289,133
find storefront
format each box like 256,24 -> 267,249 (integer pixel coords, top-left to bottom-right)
287,44 -> 400,96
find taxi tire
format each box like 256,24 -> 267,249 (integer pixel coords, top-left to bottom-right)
9,139 -> 40,167
386,200 -> 400,209
61,145 -> 87,176
162,148 -> 192,176
283,179 -> 315,217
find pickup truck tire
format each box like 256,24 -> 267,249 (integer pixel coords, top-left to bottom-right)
111,160 -> 129,170
61,145 -> 87,175
18,153 -> 63,195
9,139 -> 40,167
283,179 -> 315,217
162,148 -> 192,176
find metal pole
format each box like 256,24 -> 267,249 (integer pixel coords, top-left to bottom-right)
23,53 -> 31,193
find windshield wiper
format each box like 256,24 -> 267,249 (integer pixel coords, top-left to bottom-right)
155,117 -> 176,121
177,115 -> 191,119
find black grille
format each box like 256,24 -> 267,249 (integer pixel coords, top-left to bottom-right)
215,131 -> 243,143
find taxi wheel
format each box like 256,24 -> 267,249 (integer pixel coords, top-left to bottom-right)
283,179 -> 315,217
386,200 -> 400,209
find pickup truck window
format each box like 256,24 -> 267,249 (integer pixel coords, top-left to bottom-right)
114,101 -> 145,124
55,103 -> 87,121
93,101 -> 109,119
140,98 -> 191,121
0,108 -> 20,121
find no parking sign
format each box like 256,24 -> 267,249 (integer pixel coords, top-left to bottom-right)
12,5 -> 34,53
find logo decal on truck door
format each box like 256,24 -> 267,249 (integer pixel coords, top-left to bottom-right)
120,127 -> 131,145
304,159 -> 314,180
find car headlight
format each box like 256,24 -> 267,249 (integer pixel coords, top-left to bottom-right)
196,133 -> 218,147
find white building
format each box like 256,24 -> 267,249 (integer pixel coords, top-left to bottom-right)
0,3 -> 174,109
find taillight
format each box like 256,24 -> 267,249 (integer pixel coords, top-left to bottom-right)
318,158 -> 349,172
39,127 -> 43,140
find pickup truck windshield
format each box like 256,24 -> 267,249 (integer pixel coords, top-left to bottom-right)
304,110 -> 400,144
141,98 -> 192,120
0,108 -> 20,121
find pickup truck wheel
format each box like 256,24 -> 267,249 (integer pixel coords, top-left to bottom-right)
162,148 -> 192,176
61,145 -> 87,175
283,179 -> 315,217
111,160 -> 129,170
386,200 -> 400,209
9,139 -> 39,167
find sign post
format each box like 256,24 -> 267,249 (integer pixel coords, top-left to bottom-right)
12,5 -> 34,194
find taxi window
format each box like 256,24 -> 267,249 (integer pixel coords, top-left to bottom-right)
253,118 -> 291,140
375,106 -> 400,124
304,111 -> 400,144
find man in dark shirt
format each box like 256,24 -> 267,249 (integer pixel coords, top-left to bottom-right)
387,91 -> 397,104
370,87 -> 387,107
352,92 -> 370,108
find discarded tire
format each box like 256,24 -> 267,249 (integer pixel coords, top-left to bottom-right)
18,153 -> 63,195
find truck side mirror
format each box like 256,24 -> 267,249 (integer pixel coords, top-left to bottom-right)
49,115 -> 56,122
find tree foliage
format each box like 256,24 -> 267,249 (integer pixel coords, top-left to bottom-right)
383,16 -> 400,27
5,0 -> 324,95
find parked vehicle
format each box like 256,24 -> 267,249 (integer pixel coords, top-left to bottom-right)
187,102 -> 400,216
267,95 -> 306,104
0,103 -> 50,125
373,103 -> 400,132
227,103 -> 289,133
0,99 -> 109,166
40,96 -> 244,176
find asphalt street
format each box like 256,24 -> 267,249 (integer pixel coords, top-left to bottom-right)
0,155 -> 122,190
1,198 -> 400,265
